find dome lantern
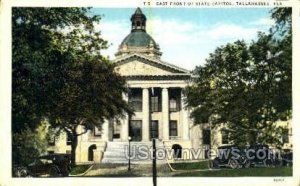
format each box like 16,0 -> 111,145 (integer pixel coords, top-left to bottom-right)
131,7 -> 147,32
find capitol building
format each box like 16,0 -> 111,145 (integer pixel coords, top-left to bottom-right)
48,8 -> 292,164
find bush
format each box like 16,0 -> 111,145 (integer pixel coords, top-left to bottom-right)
12,121 -> 49,166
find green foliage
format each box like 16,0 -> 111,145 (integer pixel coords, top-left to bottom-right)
12,7 -> 132,165
170,161 -> 209,170
186,8 -> 292,146
12,120 -> 50,166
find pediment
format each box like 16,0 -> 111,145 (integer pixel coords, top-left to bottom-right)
114,54 -> 189,76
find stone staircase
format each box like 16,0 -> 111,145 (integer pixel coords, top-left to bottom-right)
101,141 -> 166,164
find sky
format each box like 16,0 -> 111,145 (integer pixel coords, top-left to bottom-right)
91,8 -> 274,70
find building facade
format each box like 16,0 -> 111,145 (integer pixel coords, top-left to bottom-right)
48,8 -> 292,164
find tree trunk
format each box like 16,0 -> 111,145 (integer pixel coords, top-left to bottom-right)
71,134 -> 78,167
248,131 -> 257,145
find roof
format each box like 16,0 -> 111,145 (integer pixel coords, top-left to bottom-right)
114,53 -> 191,74
131,7 -> 146,21
121,31 -> 157,48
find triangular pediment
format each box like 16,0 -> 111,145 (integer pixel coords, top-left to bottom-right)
114,54 -> 190,76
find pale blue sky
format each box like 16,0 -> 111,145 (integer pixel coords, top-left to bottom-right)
91,8 -> 274,70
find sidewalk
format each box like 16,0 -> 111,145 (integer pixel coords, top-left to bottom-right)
85,163 -> 174,177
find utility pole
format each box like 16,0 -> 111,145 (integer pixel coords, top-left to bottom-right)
128,136 -> 132,171
152,138 -> 157,186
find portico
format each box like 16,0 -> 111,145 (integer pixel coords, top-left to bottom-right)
107,84 -> 190,142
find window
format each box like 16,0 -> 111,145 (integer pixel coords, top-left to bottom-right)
129,89 -> 142,112
169,89 -> 181,112
151,96 -> 159,112
169,121 -> 178,137
150,120 -> 159,139
129,120 -> 142,141
202,129 -> 211,145
66,133 -> 72,146
169,98 -> 177,111
48,128 -> 56,146
282,129 -> 289,143
48,136 -> 55,146
221,129 -> 229,144
94,126 -> 102,137
150,88 -> 161,112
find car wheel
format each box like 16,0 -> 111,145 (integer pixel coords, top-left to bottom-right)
50,166 -> 59,177
263,159 -> 274,168
228,159 -> 239,169
19,168 -> 28,177
273,158 -> 283,167
208,159 -> 220,169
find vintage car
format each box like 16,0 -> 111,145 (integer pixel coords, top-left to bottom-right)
246,144 -> 282,167
26,154 -> 71,177
208,145 -> 250,169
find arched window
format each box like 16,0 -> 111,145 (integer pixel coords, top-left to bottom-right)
172,144 -> 182,158
88,144 -> 97,161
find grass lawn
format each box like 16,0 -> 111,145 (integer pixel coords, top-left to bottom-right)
70,165 -> 91,175
170,161 -> 209,170
173,166 -> 292,177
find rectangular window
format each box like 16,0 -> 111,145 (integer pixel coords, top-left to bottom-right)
129,120 -> 142,141
169,99 -> 178,111
151,96 -> 159,112
150,88 -> 161,112
202,129 -> 211,145
48,128 -> 56,146
221,130 -> 229,144
150,120 -> 159,139
282,129 -> 289,143
129,89 -> 142,112
169,89 -> 181,112
66,133 -> 72,146
48,136 -> 55,146
94,126 -> 102,137
169,121 -> 178,137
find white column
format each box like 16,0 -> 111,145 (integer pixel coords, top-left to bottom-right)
162,88 -> 169,140
102,120 -> 109,141
142,88 -> 150,141
121,93 -> 129,141
181,90 -> 190,140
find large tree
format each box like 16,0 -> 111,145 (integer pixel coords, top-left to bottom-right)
186,8 -> 292,147
12,8 -> 132,165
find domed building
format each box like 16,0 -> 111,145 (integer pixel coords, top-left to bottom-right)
98,8 -> 199,163
47,8 -> 292,164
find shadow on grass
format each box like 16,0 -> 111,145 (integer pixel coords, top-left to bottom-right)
170,161 -> 209,170
173,166 -> 293,177
70,165 -> 91,175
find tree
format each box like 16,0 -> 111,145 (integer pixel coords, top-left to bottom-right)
186,8 -> 292,147
12,7 -> 132,165
12,120 -> 51,166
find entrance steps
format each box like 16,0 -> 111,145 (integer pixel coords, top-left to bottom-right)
101,141 -> 166,164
